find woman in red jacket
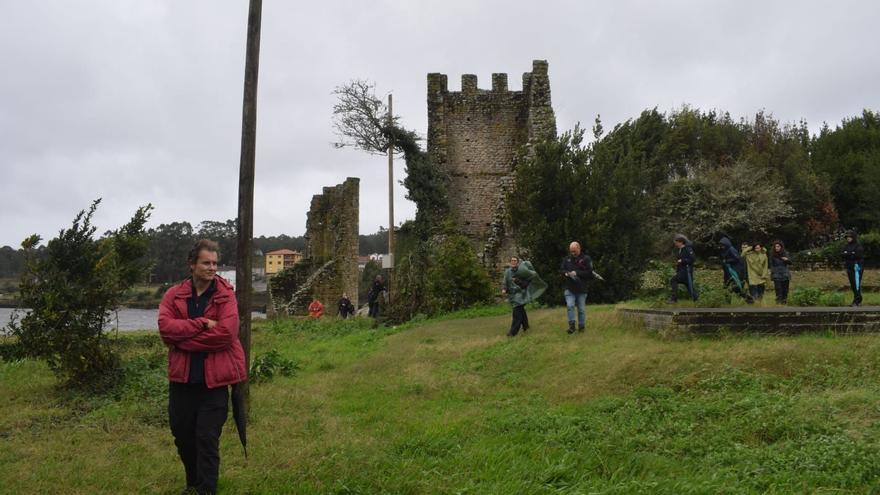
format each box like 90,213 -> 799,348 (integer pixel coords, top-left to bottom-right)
158,239 -> 247,495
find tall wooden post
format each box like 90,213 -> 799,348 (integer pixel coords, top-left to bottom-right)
236,0 -> 262,404
387,94 -> 394,301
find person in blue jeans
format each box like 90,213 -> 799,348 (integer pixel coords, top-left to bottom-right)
559,241 -> 594,334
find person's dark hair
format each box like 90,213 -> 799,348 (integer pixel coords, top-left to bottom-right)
188,239 -> 220,266
771,240 -> 786,257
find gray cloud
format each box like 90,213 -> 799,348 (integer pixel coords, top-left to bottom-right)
2,0 -> 878,247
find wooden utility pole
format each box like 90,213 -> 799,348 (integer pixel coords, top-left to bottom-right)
386,94 -> 394,301
387,94 -> 395,257
236,0 -> 262,403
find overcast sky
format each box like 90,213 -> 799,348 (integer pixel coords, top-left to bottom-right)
2,1 -> 878,248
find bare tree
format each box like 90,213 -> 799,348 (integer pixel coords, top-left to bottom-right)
332,80 -> 400,154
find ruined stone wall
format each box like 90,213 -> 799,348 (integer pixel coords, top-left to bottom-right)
304,177 -> 360,310
427,60 -> 557,272
271,177 -> 359,315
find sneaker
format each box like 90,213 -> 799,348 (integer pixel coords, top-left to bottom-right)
567,321 -> 576,334
578,325 -> 585,333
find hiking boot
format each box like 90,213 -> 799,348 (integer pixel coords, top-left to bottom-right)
567,321 -> 576,334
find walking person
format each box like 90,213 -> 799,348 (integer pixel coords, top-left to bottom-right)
669,234 -> 698,303
842,230 -> 865,307
158,239 -> 247,495
770,240 -> 791,304
337,293 -> 355,319
559,241 -> 594,334
743,242 -> 770,301
367,275 -> 386,318
502,256 -> 546,336
719,236 -> 753,303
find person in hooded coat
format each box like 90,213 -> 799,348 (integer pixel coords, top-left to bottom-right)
669,234 -> 698,303
842,230 -> 865,306
502,256 -> 547,336
770,240 -> 791,304
742,242 -> 771,301
719,236 -> 753,303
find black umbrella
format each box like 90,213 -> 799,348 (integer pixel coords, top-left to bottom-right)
231,382 -> 248,459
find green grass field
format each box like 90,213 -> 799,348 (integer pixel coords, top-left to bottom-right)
2,305 -> 880,494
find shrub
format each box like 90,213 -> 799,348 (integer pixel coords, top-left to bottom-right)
819,291 -> 847,307
426,233 -> 494,313
698,287 -> 732,307
638,261 -> 675,295
249,350 -> 300,383
790,287 -> 823,306
8,200 -> 152,390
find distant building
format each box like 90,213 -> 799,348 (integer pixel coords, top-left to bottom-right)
357,256 -> 371,270
217,266 -> 237,289
265,249 -> 303,275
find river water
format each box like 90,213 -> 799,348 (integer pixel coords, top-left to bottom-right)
0,307 -> 267,333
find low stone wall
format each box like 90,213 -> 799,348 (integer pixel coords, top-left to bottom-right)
619,307 -> 880,335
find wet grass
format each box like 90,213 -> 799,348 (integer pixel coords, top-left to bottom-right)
2,305 -> 880,493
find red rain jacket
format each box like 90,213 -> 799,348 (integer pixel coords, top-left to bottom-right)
308,299 -> 325,318
158,276 -> 247,388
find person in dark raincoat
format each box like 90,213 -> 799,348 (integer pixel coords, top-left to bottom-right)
502,256 -> 547,336
367,275 -> 386,318
337,293 -> 355,319
719,236 -> 753,303
769,240 -> 791,304
559,241 -> 594,334
842,230 -> 865,306
669,234 -> 698,303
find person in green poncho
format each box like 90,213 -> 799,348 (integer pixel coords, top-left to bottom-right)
502,256 -> 547,336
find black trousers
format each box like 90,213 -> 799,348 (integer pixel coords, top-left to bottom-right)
169,382 -> 229,494
509,305 -> 528,336
368,300 -> 380,318
773,279 -> 790,303
847,266 -> 864,304
670,268 -> 698,301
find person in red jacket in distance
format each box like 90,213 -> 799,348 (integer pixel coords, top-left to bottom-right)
308,298 -> 325,318
158,239 -> 247,495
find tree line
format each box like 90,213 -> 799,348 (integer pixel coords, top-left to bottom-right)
510,107 -> 880,302
1,221 -> 394,283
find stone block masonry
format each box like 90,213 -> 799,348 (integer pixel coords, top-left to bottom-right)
271,177 -> 359,315
427,60 -> 557,272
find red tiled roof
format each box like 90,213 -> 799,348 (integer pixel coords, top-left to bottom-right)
266,249 -> 301,255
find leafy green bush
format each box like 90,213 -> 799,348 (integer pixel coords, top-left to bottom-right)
698,287 -> 732,307
790,287 -> 823,306
426,233 -> 494,313
249,350 -> 300,383
638,261 -> 675,295
8,200 -> 152,390
819,291 -> 847,307
859,230 -> 880,263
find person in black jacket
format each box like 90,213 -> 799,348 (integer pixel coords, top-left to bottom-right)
769,240 -> 791,304
842,230 -> 865,307
669,234 -> 698,303
367,275 -> 386,318
337,293 -> 355,319
719,236 -> 753,303
559,241 -> 593,334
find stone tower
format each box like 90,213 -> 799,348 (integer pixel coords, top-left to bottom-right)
427,60 -> 557,271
